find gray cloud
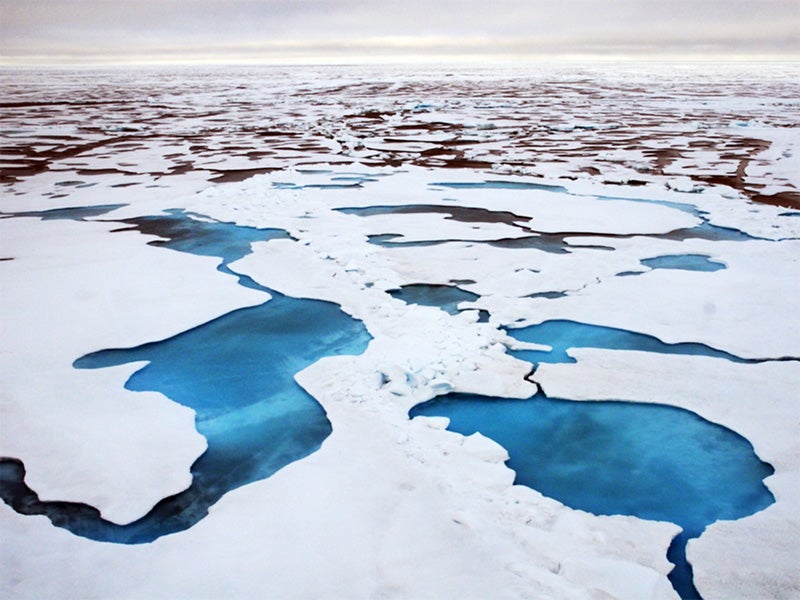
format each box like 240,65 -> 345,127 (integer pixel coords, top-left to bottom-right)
1,0 -> 797,64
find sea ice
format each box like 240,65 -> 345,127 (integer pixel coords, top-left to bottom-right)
2,64 -> 798,600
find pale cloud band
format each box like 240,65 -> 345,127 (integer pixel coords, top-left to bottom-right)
1,0 -> 798,65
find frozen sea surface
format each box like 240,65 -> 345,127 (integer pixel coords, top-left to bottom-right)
2,64 -> 799,600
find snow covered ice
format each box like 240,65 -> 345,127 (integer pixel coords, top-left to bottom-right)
1,63 -> 799,599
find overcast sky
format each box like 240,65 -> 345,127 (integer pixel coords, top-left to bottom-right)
1,0 -> 798,65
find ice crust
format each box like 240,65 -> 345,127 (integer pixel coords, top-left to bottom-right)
2,64 -> 799,599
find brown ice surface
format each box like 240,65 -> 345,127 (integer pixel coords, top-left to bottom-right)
2,65 -> 798,208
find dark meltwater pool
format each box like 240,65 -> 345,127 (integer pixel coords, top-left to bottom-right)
640,254 -> 726,272
388,283 -> 480,315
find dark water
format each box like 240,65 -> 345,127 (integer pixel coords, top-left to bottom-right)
336,204 -> 531,227
388,283 -> 480,315
341,195 -> 758,254
115,207 -> 289,267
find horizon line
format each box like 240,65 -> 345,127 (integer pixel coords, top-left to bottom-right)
3,53 -> 799,69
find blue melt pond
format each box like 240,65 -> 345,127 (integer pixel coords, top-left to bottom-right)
71,290 -> 370,543
416,316 -> 772,598
1,209 -> 372,543
410,392 -> 774,598
410,393 -> 773,532
641,254 -> 726,272
506,319 -> 750,365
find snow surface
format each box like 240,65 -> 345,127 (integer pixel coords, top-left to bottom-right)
1,63 -> 798,599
